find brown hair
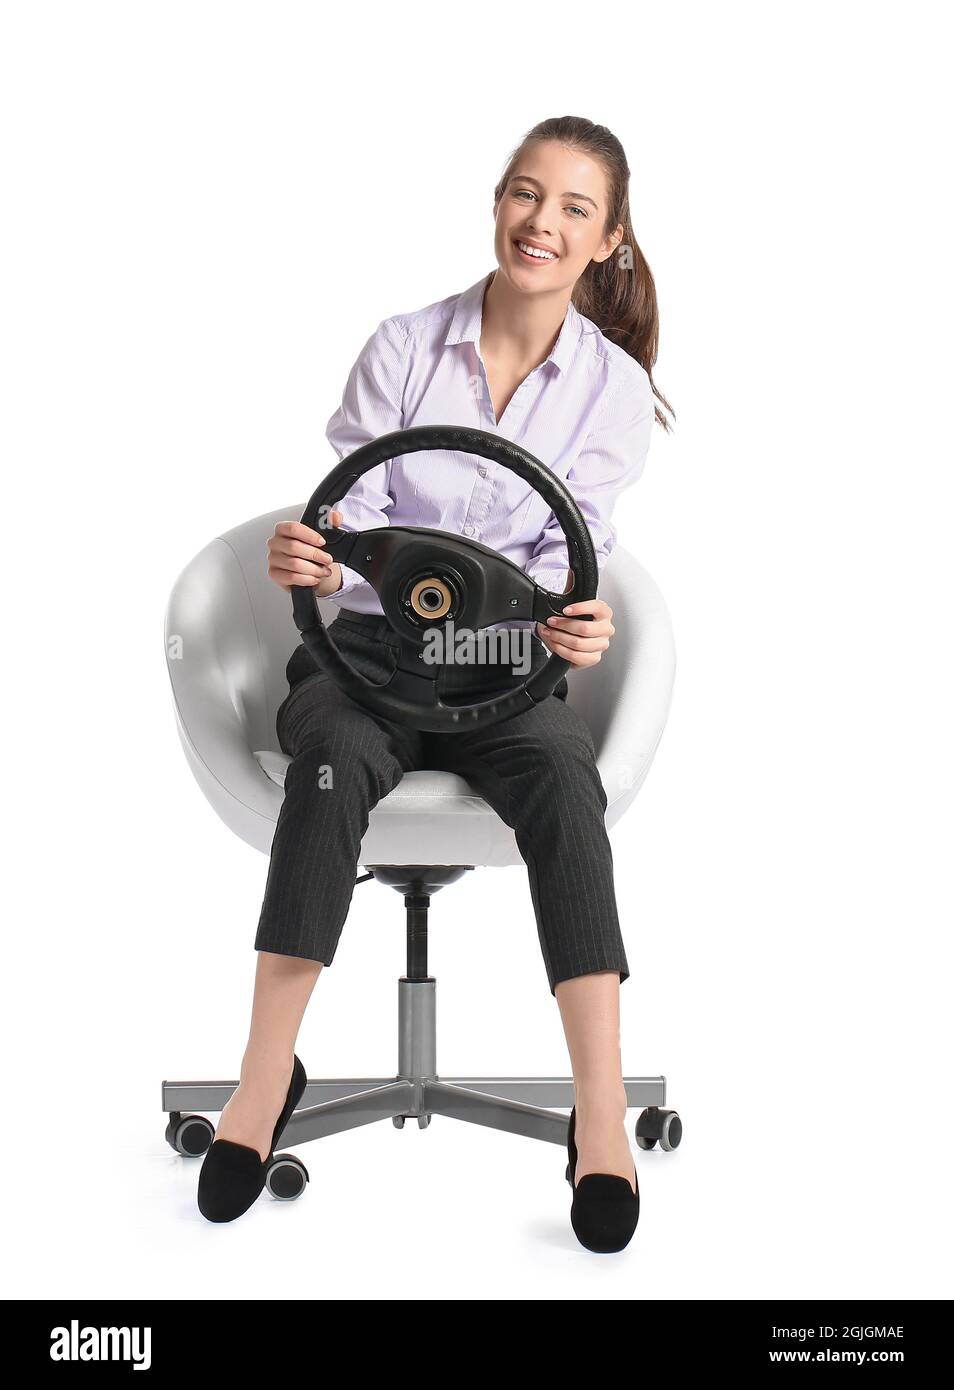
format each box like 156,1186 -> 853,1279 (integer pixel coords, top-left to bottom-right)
494,115 -> 674,432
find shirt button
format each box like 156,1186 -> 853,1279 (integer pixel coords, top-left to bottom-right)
478,466 -> 487,477
463,524 -> 475,535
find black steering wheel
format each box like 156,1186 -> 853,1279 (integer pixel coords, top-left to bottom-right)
290,425 -> 598,732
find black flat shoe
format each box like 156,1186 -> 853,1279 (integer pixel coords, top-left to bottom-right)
565,1104 -> 640,1253
197,1055 -> 308,1223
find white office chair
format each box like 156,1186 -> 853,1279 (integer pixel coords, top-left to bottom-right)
162,505 -> 681,1199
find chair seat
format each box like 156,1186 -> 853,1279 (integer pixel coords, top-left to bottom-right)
257,752 -> 481,805
254,753 -> 524,867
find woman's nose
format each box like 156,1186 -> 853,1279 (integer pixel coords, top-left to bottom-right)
527,203 -> 556,233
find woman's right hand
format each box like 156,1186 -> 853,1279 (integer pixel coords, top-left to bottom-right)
267,511 -> 345,597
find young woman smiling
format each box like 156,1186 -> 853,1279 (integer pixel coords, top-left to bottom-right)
198,116 -> 674,1252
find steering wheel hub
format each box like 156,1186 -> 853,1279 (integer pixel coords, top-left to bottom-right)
406,572 -> 458,624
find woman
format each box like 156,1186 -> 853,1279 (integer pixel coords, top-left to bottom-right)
198,115 -> 674,1252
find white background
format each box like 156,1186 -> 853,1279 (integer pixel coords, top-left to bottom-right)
2,0 -> 951,1301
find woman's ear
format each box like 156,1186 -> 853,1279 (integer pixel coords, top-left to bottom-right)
595,224 -> 625,264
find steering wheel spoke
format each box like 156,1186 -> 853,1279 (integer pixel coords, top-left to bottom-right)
531,581 -> 574,624
384,635 -> 442,711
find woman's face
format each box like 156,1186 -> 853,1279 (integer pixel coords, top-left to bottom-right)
493,140 -> 623,296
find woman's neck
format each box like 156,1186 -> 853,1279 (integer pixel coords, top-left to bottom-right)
480,269 -> 572,369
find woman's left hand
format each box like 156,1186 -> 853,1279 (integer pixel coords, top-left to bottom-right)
535,573 -> 615,669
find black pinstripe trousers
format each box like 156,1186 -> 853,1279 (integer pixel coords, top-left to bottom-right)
254,610 -> 629,996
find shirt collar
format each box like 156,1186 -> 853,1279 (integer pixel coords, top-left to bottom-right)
444,270 -> 584,375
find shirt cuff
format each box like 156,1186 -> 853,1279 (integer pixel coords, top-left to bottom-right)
332,563 -> 368,600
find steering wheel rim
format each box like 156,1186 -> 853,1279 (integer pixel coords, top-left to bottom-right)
290,425 -> 599,732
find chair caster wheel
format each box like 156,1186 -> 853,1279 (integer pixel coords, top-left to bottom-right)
635,1107 -> 682,1152
165,1112 -> 215,1156
266,1153 -> 309,1201
392,1116 -> 406,1129
417,1114 -> 431,1130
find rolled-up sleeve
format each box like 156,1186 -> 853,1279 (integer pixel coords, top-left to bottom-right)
322,316 -> 407,601
526,364 -> 654,596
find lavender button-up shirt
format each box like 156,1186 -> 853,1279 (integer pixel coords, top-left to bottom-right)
323,270 -> 654,623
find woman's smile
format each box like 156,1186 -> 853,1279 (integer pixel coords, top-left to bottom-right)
512,236 -> 559,264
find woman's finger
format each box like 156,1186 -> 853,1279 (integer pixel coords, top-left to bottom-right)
545,615 -> 615,639
273,520 -> 328,548
561,599 -> 613,621
537,626 -> 608,666
271,550 -> 335,577
268,570 -> 322,591
269,534 -> 334,563
536,623 -> 610,652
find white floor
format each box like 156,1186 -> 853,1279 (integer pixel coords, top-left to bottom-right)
6,807 -> 951,1301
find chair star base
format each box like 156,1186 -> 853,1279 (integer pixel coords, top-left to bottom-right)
163,977 -> 668,1149
163,868 -> 676,1157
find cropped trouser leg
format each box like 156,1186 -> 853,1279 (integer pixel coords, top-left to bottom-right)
428,690 -> 629,997
253,671 -> 424,964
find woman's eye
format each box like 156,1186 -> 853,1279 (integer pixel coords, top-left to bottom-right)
513,189 -> 535,201
567,205 -> 587,218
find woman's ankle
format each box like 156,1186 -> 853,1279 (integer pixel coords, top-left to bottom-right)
573,1082 -> 627,1122
239,1044 -> 295,1087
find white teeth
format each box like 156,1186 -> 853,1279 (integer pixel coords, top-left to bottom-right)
516,240 -> 556,260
